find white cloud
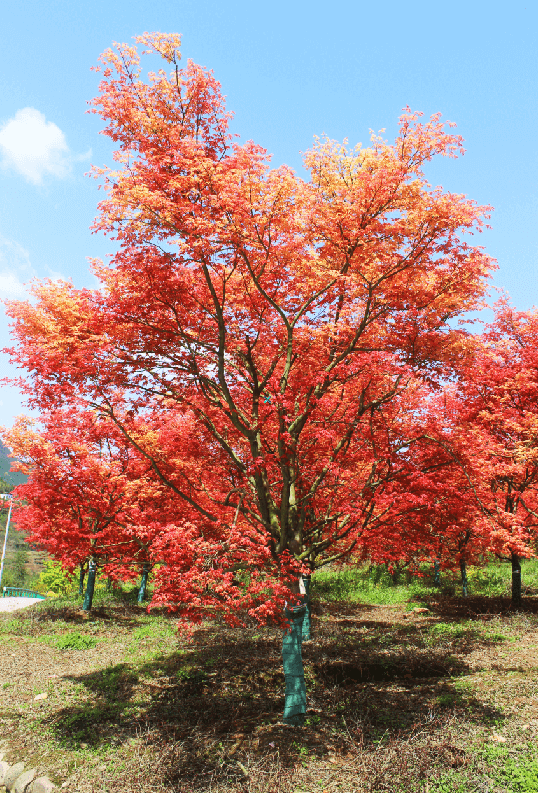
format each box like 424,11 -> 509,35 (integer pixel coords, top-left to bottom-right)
0,107 -> 72,185
0,271 -> 29,300
0,235 -> 36,300
0,235 -> 40,427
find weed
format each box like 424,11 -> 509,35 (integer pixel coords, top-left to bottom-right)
426,622 -> 475,643
497,755 -> 538,791
484,630 -> 509,642
0,618 -> 31,635
176,665 -> 207,683
56,632 -> 97,650
131,623 -> 173,642
92,665 -> 131,697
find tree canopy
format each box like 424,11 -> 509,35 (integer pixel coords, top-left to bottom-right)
4,33 -> 536,623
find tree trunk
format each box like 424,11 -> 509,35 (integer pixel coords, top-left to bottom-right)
82,557 -> 97,612
301,574 -> 311,641
138,562 -> 150,603
433,560 -> 441,587
78,564 -> 86,597
389,563 -> 402,586
282,603 -> 307,725
512,552 -> 522,605
106,576 -> 112,592
460,559 -> 468,597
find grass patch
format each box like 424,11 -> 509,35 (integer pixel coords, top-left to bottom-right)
314,557 -> 538,604
430,743 -> 538,792
55,632 -> 97,650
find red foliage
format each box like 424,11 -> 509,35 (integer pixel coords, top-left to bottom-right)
2,33 -> 499,622
452,302 -> 538,560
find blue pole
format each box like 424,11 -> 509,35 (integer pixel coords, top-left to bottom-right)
0,499 -> 13,591
301,574 -> 311,641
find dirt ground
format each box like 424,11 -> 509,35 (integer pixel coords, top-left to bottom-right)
1,596 -> 538,792
0,596 -> 45,613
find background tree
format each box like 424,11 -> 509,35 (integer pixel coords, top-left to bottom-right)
452,303 -> 538,603
3,410 -> 159,610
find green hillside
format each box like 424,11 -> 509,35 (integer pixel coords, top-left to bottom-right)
0,439 -> 27,487
0,505 -> 47,588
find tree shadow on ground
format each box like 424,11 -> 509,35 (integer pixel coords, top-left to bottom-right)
12,600 -> 178,628
423,595 -> 538,620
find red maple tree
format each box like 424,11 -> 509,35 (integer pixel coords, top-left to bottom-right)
2,32 -> 498,722
448,303 -> 538,601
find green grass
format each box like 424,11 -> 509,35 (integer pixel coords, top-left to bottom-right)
10,551 -> 538,609
313,558 -> 538,604
55,632 -> 97,650
429,744 -> 538,792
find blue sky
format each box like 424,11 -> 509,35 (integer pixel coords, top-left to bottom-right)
1,0 -> 537,425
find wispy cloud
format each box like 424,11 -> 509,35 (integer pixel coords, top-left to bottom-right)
0,107 -> 90,185
0,235 -> 35,300
0,271 -> 30,300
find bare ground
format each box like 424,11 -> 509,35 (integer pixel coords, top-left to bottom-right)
1,595 -> 538,792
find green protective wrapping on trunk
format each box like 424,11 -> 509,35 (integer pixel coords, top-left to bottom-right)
78,565 -> 86,597
83,558 -> 97,612
282,604 -> 306,726
433,560 -> 441,587
460,559 -> 468,597
512,552 -> 522,604
138,563 -> 150,603
301,574 -> 311,641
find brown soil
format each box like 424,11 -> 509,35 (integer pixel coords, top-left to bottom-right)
1,596 -> 538,792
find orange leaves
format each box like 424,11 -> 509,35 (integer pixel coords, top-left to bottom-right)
133,32 -> 182,64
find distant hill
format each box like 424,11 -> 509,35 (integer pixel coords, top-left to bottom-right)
0,439 -> 27,487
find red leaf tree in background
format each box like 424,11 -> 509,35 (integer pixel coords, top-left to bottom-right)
3,33 -> 496,723
3,406 -> 300,625
339,388 -> 492,593
3,409 -> 166,610
449,303 -> 538,603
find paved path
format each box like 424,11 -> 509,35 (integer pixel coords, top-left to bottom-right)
0,597 -> 45,613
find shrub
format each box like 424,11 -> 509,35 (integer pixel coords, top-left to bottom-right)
39,560 -> 76,596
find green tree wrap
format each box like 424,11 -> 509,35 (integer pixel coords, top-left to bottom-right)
282,604 -> 306,725
512,553 -> 522,604
83,558 -> 97,612
433,560 -> 441,587
138,563 -> 150,603
302,574 -> 311,641
460,559 -> 468,597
